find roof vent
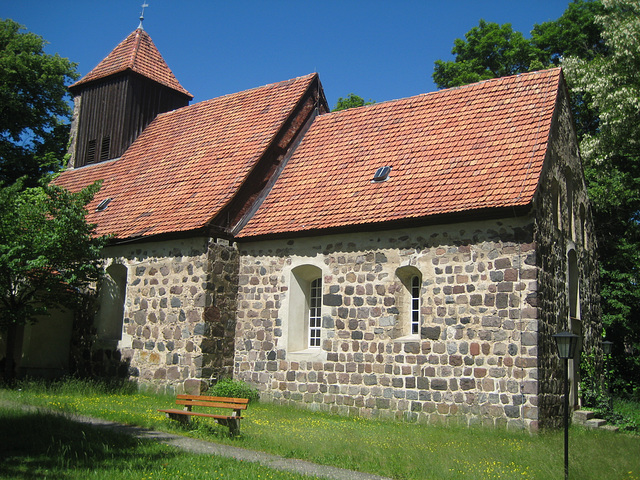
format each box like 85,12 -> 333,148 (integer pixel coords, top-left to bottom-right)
372,166 -> 392,183
96,198 -> 112,212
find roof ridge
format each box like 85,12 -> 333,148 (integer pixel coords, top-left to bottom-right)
325,68 -> 562,117
130,29 -> 142,72
135,73 -> 319,127
209,73 -> 318,102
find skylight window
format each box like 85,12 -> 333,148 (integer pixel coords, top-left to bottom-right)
96,198 -> 112,211
372,166 -> 392,182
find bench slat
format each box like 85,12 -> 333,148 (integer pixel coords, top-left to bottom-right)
176,394 -> 249,404
158,408 -> 244,420
175,399 -> 247,410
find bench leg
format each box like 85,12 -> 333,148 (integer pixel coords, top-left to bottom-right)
167,412 -> 190,425
217,418 -> 240,436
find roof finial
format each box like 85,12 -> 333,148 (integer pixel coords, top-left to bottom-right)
138,2 -> 149,30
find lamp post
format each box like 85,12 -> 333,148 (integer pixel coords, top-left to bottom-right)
553,331 -> 580,480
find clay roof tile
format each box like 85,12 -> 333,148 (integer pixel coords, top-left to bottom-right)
70,29 -> 192,98
239,69 -> 562,238
55,73 -> 318,240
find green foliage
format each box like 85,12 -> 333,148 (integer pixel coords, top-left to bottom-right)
433,19 -> 539,89
432,2 -> 604,139
332,93 -> 375,112
433,2 -> 605,91
531,0 -> 605,139
580,350 -> 640,432
531,0 -> 606,65
209,378 -> 260,402
0,18 -> 79,186
0,179 -> 107,328
0,179 -> 108,380
564,0 -> 640,391
15,376 -> 138,396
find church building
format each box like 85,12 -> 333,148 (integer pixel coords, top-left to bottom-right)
22,23 -> 602,430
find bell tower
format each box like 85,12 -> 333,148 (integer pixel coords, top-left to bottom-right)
67,15 -> 192,168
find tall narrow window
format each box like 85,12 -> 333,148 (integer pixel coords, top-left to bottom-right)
552,180 -> 561,230
309,278 -> 322,347
411,275 -> 420,335
395,265 -> 422,338
288,264 -> 323,352
95,263 -> 127,342
565,169 -> 574,239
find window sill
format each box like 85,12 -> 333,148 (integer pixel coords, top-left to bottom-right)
288,348 -> 325,361
394,334 -> 420,343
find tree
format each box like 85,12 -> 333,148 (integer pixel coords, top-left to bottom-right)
332,93 -> 375,112
433,19 -> 540,89
0,179 -> 108,380
531,0 -> 606,65
432,1 -> 606,117
563,0 -> 640,390
531,0 -> 605,139
0,19 -> 78,187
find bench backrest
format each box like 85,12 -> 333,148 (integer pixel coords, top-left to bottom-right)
175,394 -> 249,411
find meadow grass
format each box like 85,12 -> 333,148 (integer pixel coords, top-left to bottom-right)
1,378 -> 639,480
0,405 -> 318,480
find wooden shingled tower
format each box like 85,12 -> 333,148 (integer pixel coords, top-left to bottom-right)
67,25 -> 192,168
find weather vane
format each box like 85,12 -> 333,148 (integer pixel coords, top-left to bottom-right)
138,2 -> 149,30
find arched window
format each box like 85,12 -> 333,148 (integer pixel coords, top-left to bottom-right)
395,266 -> 422,338
288,265 -> 323,351
95,263 -> 127,341
580,204 -> 587,248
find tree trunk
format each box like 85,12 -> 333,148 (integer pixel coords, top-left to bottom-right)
2,323 -> 23,382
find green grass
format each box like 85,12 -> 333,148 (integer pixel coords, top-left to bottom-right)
1,378 -> 640,480
612,397 -> 640,430
0,405 -> 317,480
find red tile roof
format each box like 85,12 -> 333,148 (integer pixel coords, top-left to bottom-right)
54,74 -> 318,239
238,69 -> 562,238
70,29 -> 192,98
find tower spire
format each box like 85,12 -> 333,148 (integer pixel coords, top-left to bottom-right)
138,2 -> 149,30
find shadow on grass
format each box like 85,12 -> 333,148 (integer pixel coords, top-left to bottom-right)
0,407 -> 178,479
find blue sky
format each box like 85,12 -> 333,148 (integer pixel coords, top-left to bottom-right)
4,1 -> 571,109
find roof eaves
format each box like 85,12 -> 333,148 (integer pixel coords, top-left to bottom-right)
237,203 -> 535,242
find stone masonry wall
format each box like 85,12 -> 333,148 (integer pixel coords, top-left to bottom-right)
97,236 -> 238,395
534,83 -> 601,428
235,218 -> 541,430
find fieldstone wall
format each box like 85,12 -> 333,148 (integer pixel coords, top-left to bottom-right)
535,83 -> 601,428
95,236 -> 238,394
235,218 -> 542,430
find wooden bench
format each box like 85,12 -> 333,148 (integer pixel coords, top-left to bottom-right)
158,394 -> 249,436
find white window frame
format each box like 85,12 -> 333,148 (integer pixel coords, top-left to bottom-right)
395,265 -> 422,340
308,277 -> 322,348
411,275 -> 421,335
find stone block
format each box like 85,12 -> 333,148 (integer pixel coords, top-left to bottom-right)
421,326 -> 441,340
431,379 -> 447,390
184,379 -> 205,395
